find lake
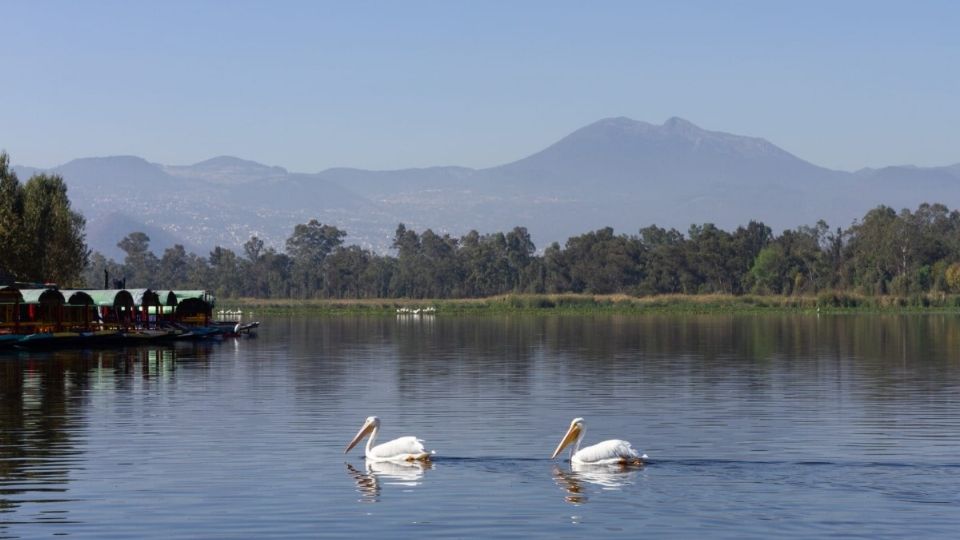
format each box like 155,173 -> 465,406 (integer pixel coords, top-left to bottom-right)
2,313 -> 960,538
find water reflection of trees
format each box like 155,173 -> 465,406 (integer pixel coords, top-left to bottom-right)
296,314 -> 960,411
283,316 -> 542,404
393,316 -> 539,400
0,344 -> 210,524
537,314 -> 960,402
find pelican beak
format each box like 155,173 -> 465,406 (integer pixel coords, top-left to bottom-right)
551,424 -> 581,459
345,420 -> 375,454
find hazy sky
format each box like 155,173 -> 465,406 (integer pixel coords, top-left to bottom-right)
2,0 -> 957,172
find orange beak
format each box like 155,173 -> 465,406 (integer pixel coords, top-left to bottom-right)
345,421 -> 375,454
551,423 -> 581,459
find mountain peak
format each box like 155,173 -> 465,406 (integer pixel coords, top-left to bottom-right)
593,116 -> 641,127
190,155 -> 283,172
662,116 -> 699,132
581,116 -> 705,137
165,155 -> 287,185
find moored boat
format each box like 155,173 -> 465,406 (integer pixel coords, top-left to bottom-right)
0,334 -> 21,349
14,331 -> 114,349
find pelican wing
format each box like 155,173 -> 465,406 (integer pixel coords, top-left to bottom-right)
368,436 -> 428,461
573,439 -> 640,465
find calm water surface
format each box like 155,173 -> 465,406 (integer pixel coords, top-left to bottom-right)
2,314 -> 960,538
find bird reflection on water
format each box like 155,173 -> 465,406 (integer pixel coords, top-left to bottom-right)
345,460 -> 432,503
552,462 -> 643,505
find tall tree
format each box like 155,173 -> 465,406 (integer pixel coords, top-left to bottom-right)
285,220 -> 346,298
208,246 -> 243,297
20,173 -> 88,285
0,152 -> 25,281
117,232 -> 158,287
505,226 -> 536,292
158,244 -> 191,288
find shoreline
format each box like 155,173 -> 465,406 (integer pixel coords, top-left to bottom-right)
218,293 -> 960,315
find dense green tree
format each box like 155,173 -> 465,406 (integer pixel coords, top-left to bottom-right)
748,245 -> 787,294
505,226 -> 536,292
0,153 -> 25,282
845,206 -> 900,294
562,227 -> 643,294
638,225 -> 689,294
391,223 -> 421,297
117,232 -> 158,287
158,244 -> 191,289
243,236 -> 265,262
208,246 -> 243,298
20,173 -> 88,285
686,223 -> 736,293
286,220 -> 346,298
260,249 -> 292,298
323,245 -> 373,298
82,251 -> 125,289
729,221 -> 772,292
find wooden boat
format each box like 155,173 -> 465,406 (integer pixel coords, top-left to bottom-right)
14,331 -> 117,349
121,328 -> 183,343
0,334 -> 22,349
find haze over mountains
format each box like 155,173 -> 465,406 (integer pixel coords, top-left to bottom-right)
12,117 -> 960,260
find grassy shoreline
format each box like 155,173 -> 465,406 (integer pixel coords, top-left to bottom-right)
218,292 -> 960,315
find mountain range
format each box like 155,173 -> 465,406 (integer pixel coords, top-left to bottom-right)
12,117 -> 960,260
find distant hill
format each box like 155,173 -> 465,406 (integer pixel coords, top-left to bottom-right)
164,156 -> 288,185
12,117 -> 960,257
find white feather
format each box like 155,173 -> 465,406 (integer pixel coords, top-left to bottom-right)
367,436 -> 429,462
572,439 -> 641,465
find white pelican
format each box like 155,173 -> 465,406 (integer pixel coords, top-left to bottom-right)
344,416 -> 433,462
550,417 -> 646,465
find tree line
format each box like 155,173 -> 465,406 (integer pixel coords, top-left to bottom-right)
81,203 -> 960,299
6,151 -> 960,299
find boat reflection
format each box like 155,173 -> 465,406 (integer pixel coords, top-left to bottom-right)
345,460 -> 432,503
552,462 -> 642,505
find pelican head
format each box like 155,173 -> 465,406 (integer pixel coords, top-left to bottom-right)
551,417 -> 585,459
345,416 -> 381,454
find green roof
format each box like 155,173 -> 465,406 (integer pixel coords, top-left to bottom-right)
78,289 -> 135,308
59,290 -> 95,305
158,290 -> 178,306
127,288 -> 161,307
172,290 -> 215,306
19,289 -> 65,304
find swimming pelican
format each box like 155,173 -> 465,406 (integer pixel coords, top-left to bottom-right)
344,416 -> 433,462
550,417 -> 646,465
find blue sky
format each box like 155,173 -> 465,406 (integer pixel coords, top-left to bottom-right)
2,0 -> 957,171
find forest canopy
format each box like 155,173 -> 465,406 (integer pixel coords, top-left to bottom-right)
82,204 -> 960,300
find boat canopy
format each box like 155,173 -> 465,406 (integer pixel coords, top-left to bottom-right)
172,290 -> 215,305
159,290 -> 178,306
59,290 -> 95,305
20,288 -> 65,305
0,286 -> 23,304
172,290 -> 214,319
128,288 -> 161,308
81,289 -> 135,310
